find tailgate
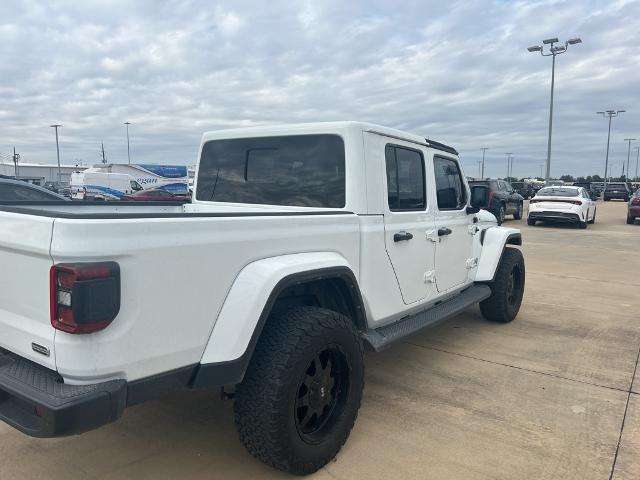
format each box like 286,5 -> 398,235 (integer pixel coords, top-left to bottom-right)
0,212 -> 56,369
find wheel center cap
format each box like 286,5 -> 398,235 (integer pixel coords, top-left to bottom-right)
309,381 -> 328,409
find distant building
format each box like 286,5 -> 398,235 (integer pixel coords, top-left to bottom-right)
0,161 -> 87,185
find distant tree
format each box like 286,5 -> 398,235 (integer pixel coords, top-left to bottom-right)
560,174 -> 575,182
591,175 -> 603,182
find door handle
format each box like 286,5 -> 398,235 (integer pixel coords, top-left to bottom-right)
438,227 -> 452,236
394,231 -> 414,242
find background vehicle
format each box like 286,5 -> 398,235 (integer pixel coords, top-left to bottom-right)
627,189 -> 640,224
468,179 -> 524,224
0,177 -> 69,201
70,171 -> 143,200
604,182 -> 631,201
572,182 -> 599,200
528,185 -> 596,228
88,163 -> 189,194
121,188 -> 191,202
510,181 -> 534,199
43,181 -> 71,197
0,122 -> 524,475
545,179 -> 565,187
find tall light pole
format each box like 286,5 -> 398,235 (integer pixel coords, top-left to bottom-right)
624,138 -> 635,181
527,37 -> 582,182
50,124 -> 62,183
504,153 -> 513,180
124,121 -> 132,165
480,147 -> 488,179
634,146 -> 639,182
597,110 -> 625,186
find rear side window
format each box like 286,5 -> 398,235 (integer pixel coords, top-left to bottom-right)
385,145 -> 425,211
434,156 -> 467,210
196,134 -> 345,208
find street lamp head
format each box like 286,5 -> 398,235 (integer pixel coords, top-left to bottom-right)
543,37 -> 559,44
596,111 -> 605,115
567,37 -> 582,45
617,110 -> 626,113
124,121 -> 131,126
551,46 -> 566,53
50,124 -> 61,128
527,45 -> 542,52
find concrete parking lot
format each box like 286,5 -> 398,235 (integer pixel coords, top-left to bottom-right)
1,200 -> 638,479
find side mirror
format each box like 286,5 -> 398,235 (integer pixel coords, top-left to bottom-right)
469,185 -> 489,213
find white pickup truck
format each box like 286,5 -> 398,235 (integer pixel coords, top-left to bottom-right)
0,122 -> 524,475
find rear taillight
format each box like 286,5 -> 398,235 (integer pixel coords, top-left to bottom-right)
529,198 -> 582,205
50,262 -> 120,334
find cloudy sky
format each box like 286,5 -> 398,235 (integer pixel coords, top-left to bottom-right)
1,0 -> 639,178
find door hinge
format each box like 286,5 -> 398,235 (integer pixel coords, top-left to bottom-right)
468,224 -> 479,235
424,270 -> 436,283
466,257 -> 479,269
426,230 -> 439,243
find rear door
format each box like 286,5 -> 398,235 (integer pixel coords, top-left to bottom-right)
381,143 -> 437,304
433,155 -> 476,292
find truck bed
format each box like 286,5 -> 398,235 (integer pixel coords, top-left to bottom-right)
0,201 -> 359,384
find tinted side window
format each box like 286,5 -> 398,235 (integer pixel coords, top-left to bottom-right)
196,134 -> 345,208
434,156 -> 467,210
385,145 -> 425,211
0,185 -> 56,201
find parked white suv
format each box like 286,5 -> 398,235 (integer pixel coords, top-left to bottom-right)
0,122 -> 524,475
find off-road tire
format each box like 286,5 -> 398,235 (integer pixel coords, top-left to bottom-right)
480,248 -> 525,323
513,203 -> 523,220
234,306 -> 365,475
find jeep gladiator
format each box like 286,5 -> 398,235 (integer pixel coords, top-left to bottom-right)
0,122 -> 524,474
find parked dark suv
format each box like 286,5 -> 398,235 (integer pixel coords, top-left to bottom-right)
510,181 -> 535,199
604,182 -> 631,201
468,179 -> 524,224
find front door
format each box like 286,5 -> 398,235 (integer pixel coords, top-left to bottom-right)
433,155 -> 476,292
381,143 -> 437,304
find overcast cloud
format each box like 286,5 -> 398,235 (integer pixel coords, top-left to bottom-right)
1,0 -> 639,178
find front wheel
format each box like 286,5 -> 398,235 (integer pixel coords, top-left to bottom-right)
480,248 -> 525,323
234,306 -> 364,475
513,202 -> 523,220
496,204 -> 506,225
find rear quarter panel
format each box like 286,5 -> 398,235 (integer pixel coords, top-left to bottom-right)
50,213 -> 360,383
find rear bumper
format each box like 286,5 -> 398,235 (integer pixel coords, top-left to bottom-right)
604,193 -> 629,200
528,211 -> 581,223
0,348 -> 126,437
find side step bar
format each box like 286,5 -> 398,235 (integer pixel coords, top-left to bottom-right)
361,285 -> 491,352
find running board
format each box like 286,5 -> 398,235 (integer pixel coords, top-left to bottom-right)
361,285 -> 491,352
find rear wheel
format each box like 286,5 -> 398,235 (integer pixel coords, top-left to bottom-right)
579,218 -> 588,229
588,208 -> 596,224
480,248 -> 525,323
628,214 -> 636,225
234,306 -> 364,475
527,218 -> 536,226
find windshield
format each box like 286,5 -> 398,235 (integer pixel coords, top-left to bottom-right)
537,187 -> 579,197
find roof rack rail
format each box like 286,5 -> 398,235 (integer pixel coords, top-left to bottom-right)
425,139 -> 458,156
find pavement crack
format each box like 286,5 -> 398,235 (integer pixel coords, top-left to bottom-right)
528,271 -> 640,287
608,339 -> 640,480
403,341 -> 629,394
